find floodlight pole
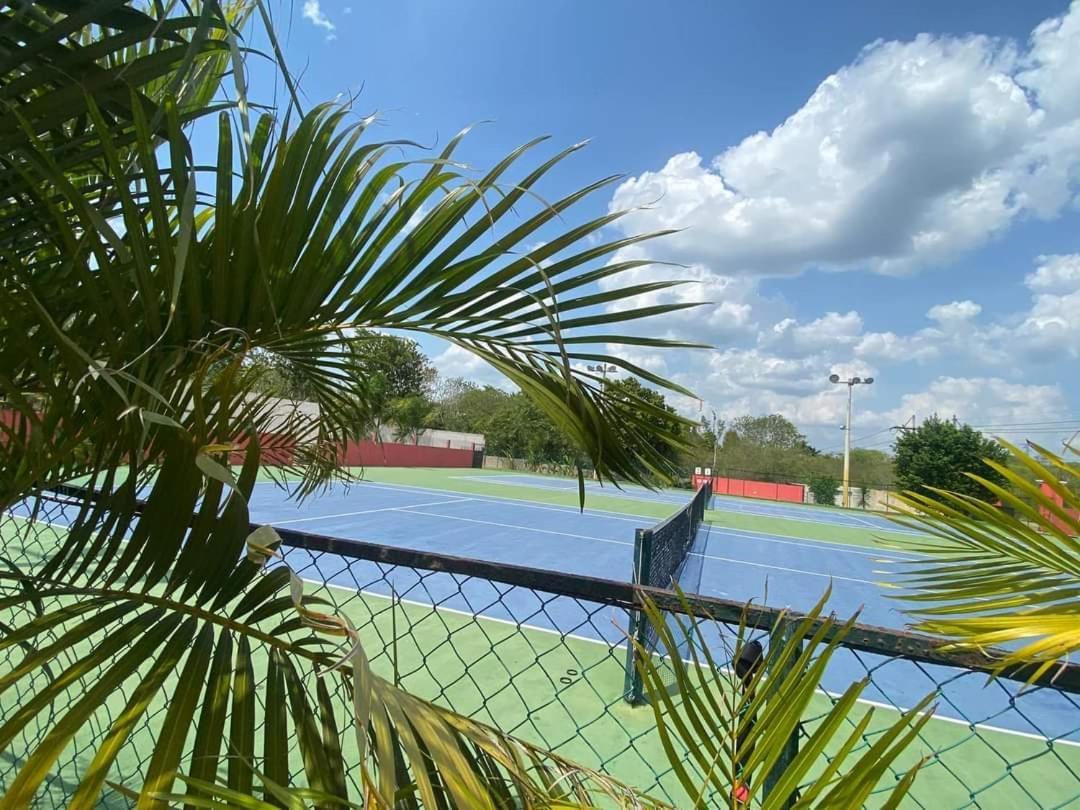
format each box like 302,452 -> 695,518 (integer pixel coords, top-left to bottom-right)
587,363 -> 618,387
829,374 -> 874,509
842,385 -> 854,508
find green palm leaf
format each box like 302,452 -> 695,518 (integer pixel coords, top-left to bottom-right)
887,441 -> 1080,683
632,588 -> 934,808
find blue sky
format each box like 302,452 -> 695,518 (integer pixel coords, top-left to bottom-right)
270,0 -> 1080,451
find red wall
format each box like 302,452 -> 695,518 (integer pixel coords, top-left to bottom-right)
692,474 -> 806,504
338,439 -> 476,468
226,434 -> 477,468
1038,481 -> 1080,535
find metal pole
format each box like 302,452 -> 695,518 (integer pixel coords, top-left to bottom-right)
842,383 -> 853,508
711,409 -> 719,473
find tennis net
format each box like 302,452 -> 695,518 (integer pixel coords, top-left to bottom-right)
623,480 -> 712,703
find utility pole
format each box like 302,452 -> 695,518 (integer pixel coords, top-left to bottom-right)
829,374 -> 875,508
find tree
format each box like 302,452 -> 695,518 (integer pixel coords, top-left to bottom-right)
484,393 -> 580,466
606,378 -> 687,470
389,395 -> 434,444
808,474 -> 840,506
349,330 -> 436,400
432,375 -> 477,404
729,414 -> 808,450
894,416 -> 1010,503
428,384 -> 510,435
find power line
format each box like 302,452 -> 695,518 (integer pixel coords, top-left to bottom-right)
969,419 -> 1080,429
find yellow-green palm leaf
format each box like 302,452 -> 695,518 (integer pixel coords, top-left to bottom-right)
888,441 -> 1080,684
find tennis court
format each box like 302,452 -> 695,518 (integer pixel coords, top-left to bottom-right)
3,472 -> 1078,807
455,471 -> 919,534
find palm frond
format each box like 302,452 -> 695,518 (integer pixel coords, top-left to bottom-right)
1,454 -> 670,808
887,441 -> 1080,683
633,588 -> 933,808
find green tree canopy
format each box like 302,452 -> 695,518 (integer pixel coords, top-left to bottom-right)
729,414 -> 811,450
484,393 -> 581,465
428,384 -> 511,435
894,416 -> 1010,503
389,395 -> 434,445
349,330 -> 436,401
606,378 -> 686,468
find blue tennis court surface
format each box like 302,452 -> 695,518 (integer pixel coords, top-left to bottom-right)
6,480 -> 1075,747
452,472 -> 922,535
246,478 -> 1076,745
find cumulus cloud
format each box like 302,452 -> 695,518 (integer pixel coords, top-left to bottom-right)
927,300 -> 982,323
609,3 -> 1080,278
760,311 -> 864,356
882,376 -> 1070,428
1025,253 -> 1080,291
598,245 -> 764,339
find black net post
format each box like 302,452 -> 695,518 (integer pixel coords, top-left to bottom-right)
624,527 -> 653,705
763,617 -> 801,807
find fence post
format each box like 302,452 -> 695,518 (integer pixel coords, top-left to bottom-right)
763,617 -> 801,807
623,528 -> 652,705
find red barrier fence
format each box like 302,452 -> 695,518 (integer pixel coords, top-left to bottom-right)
691,474 -> 806,504
227,435 -> 479,468
338,439 -> 477,468
1039,480 -> 1080,535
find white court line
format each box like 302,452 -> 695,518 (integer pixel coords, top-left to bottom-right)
708,527 -> 915,563
273,498 -> 470,526
394,507 -> 632,548
269,478 -> 928,560
456,474 -> 689,504
305,575 -> 1078,748
399,507 -> 881,585
715,500 -> 921,536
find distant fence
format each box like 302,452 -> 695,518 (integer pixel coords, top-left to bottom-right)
339,439 -> 481,468
692,472 -> 805,504
1039,480 -> 1080,535
226,434 -> 482,468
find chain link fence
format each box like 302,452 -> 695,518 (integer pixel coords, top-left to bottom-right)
2,490 -> 1078,807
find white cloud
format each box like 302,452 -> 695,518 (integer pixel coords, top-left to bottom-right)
303,0 -> 336,34
599,246 -> 763,339
854,331 -> 940,363
926,300 -> 982,323
1016,287 -> 1080,356
430,344 -> 509,389
609,3 -> 1080,278
883,376 -> 1069,428
760,311 -> 863,355
1025,253 -> 1080,291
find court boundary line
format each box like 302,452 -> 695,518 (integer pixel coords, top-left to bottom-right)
274,497 -> 471,526
305,575 -> 1079,749
393,507 -> 881,586
258,479 -> 924,558
462,473 -> 922,536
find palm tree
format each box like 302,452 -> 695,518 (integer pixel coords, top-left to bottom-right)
0,3 -> 932,807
